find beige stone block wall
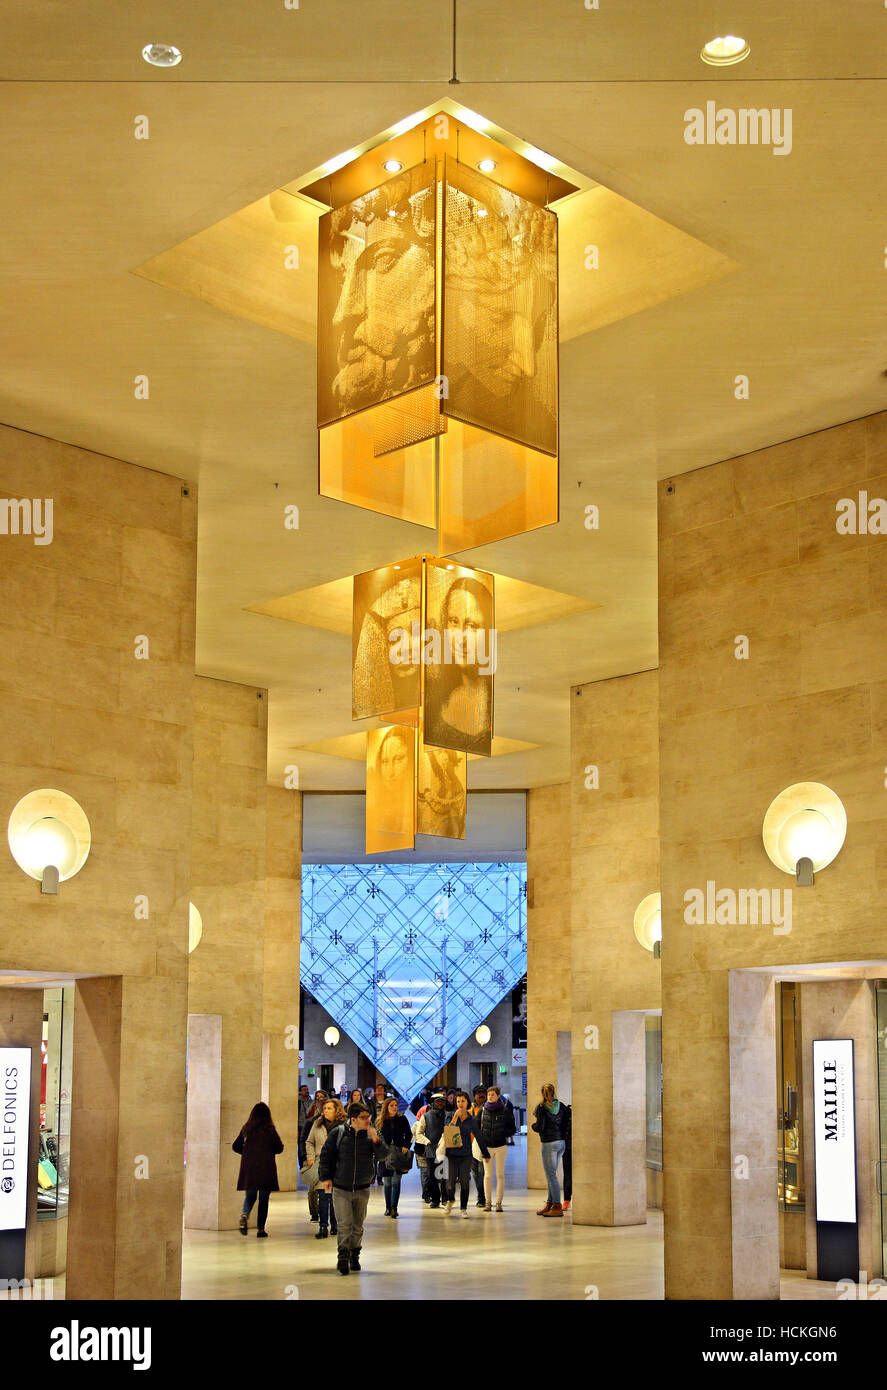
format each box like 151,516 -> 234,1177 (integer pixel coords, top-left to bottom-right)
0,426 -> 195,1300
570,671 -> 661,1226
187,676 -> 267,1229
264,785 -> 302,1188
659,412 -> 887,1299
526,782 -> 570,1189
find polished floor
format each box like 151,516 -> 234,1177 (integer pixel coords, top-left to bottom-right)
176,1140 -> 850,1302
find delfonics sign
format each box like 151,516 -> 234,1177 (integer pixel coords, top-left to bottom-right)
1,1048 -> 31,1233
812,1039 -> 856,1225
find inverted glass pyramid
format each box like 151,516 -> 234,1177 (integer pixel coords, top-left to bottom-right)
301,861 -> 527,1099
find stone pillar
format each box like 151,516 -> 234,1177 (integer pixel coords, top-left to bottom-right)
187,677 -> 267,1229
526,783 -> 570,1190
729,971 -> 780,1300
570,671 -> 660,1227
263,786 -> 302,1190
184,1014 -> 222,1228
0,989 -> 43,1284
66,977 -> 122,1300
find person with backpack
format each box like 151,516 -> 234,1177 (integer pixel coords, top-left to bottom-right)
414,1090 -> 450,1209
232,1102 -> 284,1238
479,1084 -> 516,1211
531,1083 -> 570,1217
317,1102 -> 391,1275
440,1091 -> 490,1217
378,1096 -> 412,1218
304,1097 -> 346,1238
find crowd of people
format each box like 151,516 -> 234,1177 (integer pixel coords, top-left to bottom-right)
231,1080 -> 572,1276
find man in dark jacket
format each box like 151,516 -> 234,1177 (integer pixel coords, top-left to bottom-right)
418,1091 -> 449,1208
318,1102 -> 391,1275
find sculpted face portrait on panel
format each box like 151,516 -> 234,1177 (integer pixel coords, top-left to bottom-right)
424,567 -> 494,757
417,743 -> 466,840
319,164 -> 436,425
352,565 -> 421,719
443,165 -> 557,457
366,725 -> 415,843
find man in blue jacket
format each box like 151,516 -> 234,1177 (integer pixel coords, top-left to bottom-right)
318,1102 -> 391,1275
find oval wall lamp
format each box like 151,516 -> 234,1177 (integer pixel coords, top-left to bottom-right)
8,789 -> 91,895
762,782 -> 847,887
323,1026 -> 340,1047
475,1025 -> 491,1046
188,902 -> 203,953
634,892 -> 662,959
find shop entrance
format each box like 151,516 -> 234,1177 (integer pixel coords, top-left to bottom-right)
876,986 -> 887,1275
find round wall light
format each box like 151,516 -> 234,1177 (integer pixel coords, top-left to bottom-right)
142,43 -> 183,67
633,891 -> 662,955
477,158 -> 497,173
8,789 -> 91,892
475,1025 -> 491,1046
324,1026 -> 340,1047
383,159 -> 403,173
188,903 -> 203,954
700,35 -> 750,66
762,782 -> 846,882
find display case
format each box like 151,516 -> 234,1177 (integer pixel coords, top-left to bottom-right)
645,1015 -> 663,1171
777,982 -> 805,1210
37,986 -> 73,1222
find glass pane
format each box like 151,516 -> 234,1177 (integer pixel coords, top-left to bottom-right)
438,420 -> 558,554
301,861 -> 527,1099
777,982 -> 805,1210
645,1016 -> 662,1170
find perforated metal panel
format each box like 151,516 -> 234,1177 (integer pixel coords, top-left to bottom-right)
441,157 -> 557,457
352,560 -> 422,720
423,557 -> 494,757
318,160 -> 437,428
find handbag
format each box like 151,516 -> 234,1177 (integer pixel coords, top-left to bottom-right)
299,1160 -> 319,1189
386,1148 -> 414,1174
443,1121 -> 462,1149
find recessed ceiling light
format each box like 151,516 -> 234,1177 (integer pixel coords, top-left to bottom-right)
141,43 -> 183,67
383,159 -> 403,173
700,35 -> 750,66
476,208 -> 488,218
477,159 -> 497,173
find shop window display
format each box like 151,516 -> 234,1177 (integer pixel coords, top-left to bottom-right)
777,982 -> 805,1210
37,987 -> 72,1221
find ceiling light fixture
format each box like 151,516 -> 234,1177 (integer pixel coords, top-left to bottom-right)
141,43 -> 183,67
383,159 -> 404,174
477,158 -> 497,173
700,35 -> 750,66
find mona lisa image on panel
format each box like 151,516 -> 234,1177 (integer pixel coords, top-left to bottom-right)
423,560 -> 494,758
365,724 -> 416,855
352,559 -> 422,721
417,739 -> 466,840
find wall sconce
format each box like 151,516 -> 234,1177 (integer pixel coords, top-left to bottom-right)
323,1026 -> 340,1047
633,892 -> 662,959
8,790 -> 91,895
188,903 -> 203,953
762,782 -> 847,886
475,1025 -> 491,1046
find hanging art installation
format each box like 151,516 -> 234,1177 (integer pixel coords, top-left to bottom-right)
315,113 -> 560,852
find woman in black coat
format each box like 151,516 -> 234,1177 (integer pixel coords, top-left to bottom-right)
378,1097 -> 412,1218
233,1102 -> 284,1238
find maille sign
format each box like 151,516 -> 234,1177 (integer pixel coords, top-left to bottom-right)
812,1039 -> 856,1225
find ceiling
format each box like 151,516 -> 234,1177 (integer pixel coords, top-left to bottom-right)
2,2 -> 885,790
